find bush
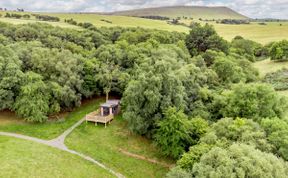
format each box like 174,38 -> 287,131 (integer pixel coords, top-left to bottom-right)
221,83 -> 287,120
154,108 -> 194,159
264,68 -> 288,90
270,40 -> 288,61
200,118 -> 272,152
212,55 -> 259,84
261,118 -> 288,160
230,37 -> 265,62
177,143 -> 212,170
192,144 -> 288,178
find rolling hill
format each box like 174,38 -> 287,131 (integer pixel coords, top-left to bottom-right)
110,6 -> 248,20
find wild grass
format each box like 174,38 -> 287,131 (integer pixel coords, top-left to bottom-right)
65,116 -> 174,178
0,98 -> 105,140
0,17 -> 81,29
253,59 -> 288,77
0,136 -> 114,178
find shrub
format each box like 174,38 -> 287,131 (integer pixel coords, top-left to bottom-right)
270,40 -> 288,61
264,68 -> 288,90
261,118 -> 288,160
192,144 -> 288,178
154,108 -> 194,159
221,83 -> 287,120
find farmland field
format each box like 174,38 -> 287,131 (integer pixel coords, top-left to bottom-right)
1,11 -> 288,44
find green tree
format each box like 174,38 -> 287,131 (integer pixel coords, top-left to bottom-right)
154,108 -> 192,159
192,144 -> 288,178
185,24 -> 228,57
261,118 -> 288,160
13,72 -> 51,122
201,118 -> 272,151
0,45 -> 24,110
222,83 -> 287,120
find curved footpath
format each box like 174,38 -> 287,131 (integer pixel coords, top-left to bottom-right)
0,118 -> 125,178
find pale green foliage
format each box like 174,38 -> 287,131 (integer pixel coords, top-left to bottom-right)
221,83 -> 287,120
0,45 -> 24,110
201,118 -> 272,152
13,72 -> 51,122
122,44 -> 189,135
261,118 -> 288,160
212,55 -> 259,84
192,144 -> 288,178
166,166 -> 191,178
230,37 -> 264,62
177,143 -> 212,170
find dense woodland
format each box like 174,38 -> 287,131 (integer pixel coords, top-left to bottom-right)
1,21 -> 288,177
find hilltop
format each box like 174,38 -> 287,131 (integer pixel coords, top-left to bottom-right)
110,6 -> 248,20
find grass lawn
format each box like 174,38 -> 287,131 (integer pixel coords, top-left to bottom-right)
0,136 -> 114,178
65,116 -> 174,178
253,59 -> 288,77
0,97 -> 105,140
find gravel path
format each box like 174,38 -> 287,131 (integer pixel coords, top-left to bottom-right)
0,118 -> 125,178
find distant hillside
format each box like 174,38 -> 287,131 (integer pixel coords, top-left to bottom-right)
110,6 -> 248,20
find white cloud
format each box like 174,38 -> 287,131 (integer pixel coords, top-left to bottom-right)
0,0 -> 287,19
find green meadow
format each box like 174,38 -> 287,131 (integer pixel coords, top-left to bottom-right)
1,11 -> 288,44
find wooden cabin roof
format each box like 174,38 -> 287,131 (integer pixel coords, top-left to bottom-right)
100,100 -> 120,108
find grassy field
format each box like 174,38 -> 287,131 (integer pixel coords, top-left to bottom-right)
0,97 -> 172,177
0,11 -> 189,33
0,98 -> 105,140
0,136 -> 114,178
253,59 -> 288,77
111,6 -> 247,19
65,116 -> 173,178
180,19 -> 288,44
1,11 -> 288,44
213,22 -> 288,44
0,17 -> 81,29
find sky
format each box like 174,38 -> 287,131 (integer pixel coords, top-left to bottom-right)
0,0 -> 287,19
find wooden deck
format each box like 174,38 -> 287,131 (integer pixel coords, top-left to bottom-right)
85,109 -> 114,128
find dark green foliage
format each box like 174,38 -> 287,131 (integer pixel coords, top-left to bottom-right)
185,24 -> 228,57
34,14 -> 60,22
270,40 -> 288,61
154,108 -> 194,159
154,108 -> 209,159
264,68 -> 288,90
221,83 -> 287,120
